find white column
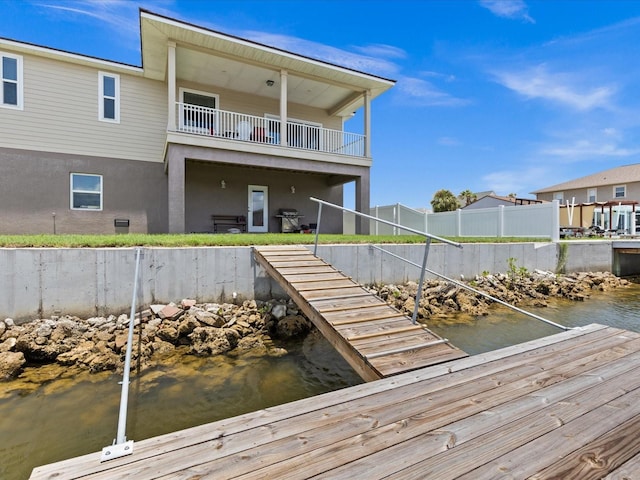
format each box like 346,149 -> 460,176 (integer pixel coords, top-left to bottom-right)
364,89 -> 372,157
279,70 -> 288,146
167,41 -> 176,132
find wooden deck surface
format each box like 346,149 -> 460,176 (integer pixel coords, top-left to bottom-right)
31,324 -> 640,479
253,245 -> 467,381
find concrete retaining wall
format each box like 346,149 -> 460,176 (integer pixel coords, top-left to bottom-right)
1,241 -> 614,322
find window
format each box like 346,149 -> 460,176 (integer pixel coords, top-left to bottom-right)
614,185 -> 626,198
70,173 -> 102,210
587,188 -> 597,203
179,88 -> 218,133
1,52 -> 23,109
553,192 -> 564,202
99,72 -> 119,122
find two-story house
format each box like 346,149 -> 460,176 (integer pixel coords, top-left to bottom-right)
532,163 -> 640,232
0,9 -> 393,235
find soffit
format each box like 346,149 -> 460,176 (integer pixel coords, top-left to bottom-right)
140,11 -> 394,116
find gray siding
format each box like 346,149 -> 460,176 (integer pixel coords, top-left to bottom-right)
0,148 -> 167,234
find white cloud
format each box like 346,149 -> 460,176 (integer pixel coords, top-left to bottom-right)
352,43 -> 407,60
494,64 -> 616,111
479,0 -> 535,23
395,76 -> 470,107
242,31 -> 401,78
421,71 -> 456,82
438,137 -> 461,146
541,140 -> 640,159
482,167 -> 547,195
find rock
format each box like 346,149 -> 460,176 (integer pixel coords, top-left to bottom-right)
4,318 -> 14,327
0,321 -> 5,337
194,311 -> 225,328
275,315 -> 312,339
150,304 -> 165,316
189,327 -> 236,355
156,326 -> 179,343
0,351 -> 26,380
0,337 -> 17,353
181,299 -> 197,309
177,316 -> 199,338
271,304 -> 287,319
151,340 -> 175,355
159,305 -> 184,321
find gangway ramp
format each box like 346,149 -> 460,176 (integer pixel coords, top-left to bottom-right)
253,245 -> 467,381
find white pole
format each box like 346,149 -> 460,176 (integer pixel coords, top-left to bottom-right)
101,247 -> 142,461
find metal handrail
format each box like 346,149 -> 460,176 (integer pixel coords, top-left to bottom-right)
368,244 -> 571,331
309,197 -> 461,324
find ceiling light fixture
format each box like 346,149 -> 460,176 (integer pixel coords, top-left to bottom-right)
266,80 -> 275,87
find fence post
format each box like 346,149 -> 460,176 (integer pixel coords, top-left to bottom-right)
396,203 -> 401,236
497,205 -> 505,238
551,200 -> 560,242
456,209 -> 462,237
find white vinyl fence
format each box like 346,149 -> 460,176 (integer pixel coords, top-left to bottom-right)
343,201 -> 560,240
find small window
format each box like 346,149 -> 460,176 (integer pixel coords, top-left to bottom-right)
70,173 -> 103,210
99,72 -> 119,122
614,185 -> 626,198
587,188 -> 597,203
553,192 -> 564,202
1,52 -> 23,109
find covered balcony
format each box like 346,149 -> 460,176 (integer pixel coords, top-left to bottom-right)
175,103 -> 365,157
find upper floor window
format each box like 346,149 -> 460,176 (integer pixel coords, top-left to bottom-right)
70,173 -> 103,210
1,52 -> 23,110
587,188 -> 597,203
614,185 -> 626,198
553,192 -> 564,202
99,72 -> 119,123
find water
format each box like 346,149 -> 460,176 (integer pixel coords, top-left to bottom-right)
2,284 -> 640,479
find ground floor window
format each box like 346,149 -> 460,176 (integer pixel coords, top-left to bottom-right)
70,173 -> 102,210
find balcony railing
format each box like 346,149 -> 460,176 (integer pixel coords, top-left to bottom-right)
175,103 -> 365,157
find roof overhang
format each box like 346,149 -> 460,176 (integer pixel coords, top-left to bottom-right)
140,10 -> 395,116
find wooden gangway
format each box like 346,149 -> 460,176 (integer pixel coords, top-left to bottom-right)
31,324 -> 640,479
253,245 -> 467,381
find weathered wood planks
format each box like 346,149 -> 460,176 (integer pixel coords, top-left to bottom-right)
252,245 -> 467,380
30,324 -> 640,479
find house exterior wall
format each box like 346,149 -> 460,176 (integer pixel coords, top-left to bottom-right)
0,147 -> 168,234
0,50 -> 167,164
177,82 -> 343,131
185,162 -> 343,233
536,182 -> 640,204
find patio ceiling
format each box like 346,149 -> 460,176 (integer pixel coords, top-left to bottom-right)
140,10 -> 395,117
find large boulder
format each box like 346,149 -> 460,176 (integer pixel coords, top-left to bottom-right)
275,315 -> 312,339
0,351 -> 26,380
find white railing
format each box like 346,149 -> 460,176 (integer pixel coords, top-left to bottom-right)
175,103 -> 365,157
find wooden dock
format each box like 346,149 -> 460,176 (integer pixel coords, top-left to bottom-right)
31,324 -> 640,479
253,245 -> 467,381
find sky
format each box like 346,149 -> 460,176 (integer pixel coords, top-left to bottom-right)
2,0 -> 640,209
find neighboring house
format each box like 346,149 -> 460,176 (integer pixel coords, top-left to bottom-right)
462,193 -> 542,210
0,10 -> 394,235
532,164 -> 640,232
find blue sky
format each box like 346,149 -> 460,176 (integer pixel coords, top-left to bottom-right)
3,0 -> 640,209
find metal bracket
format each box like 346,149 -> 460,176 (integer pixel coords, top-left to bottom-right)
101,440 -> 134,462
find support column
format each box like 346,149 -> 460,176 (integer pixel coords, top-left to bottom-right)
355,174 -> 371,235
279,70 -> 288,146
167,148 -> 185,233
364,89 -> 372,158
167,41 -> 176,132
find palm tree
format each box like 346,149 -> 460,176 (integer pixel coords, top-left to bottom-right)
459,189 -> 477,206
431,189 -> 459,212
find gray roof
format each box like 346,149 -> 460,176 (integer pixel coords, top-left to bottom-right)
532,163 -> 640,194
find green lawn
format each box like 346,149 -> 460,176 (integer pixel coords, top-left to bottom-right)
0,233 -> 552,248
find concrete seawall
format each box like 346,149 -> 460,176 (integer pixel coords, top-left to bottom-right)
1,241 -> 615,322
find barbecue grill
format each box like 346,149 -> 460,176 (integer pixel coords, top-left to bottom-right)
276,209 -> 304,233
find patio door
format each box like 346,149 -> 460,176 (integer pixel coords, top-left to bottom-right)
248,185 -> 269,233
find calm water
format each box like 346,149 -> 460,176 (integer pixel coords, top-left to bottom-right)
2,284 -> 640,479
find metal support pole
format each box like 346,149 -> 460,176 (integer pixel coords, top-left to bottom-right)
313,203 -> 323,256
369,244 -> 571,331
411,238 -> 431,324
101,247 -> 142,461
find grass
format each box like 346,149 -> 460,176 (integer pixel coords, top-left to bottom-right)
0,234 -> 552,248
